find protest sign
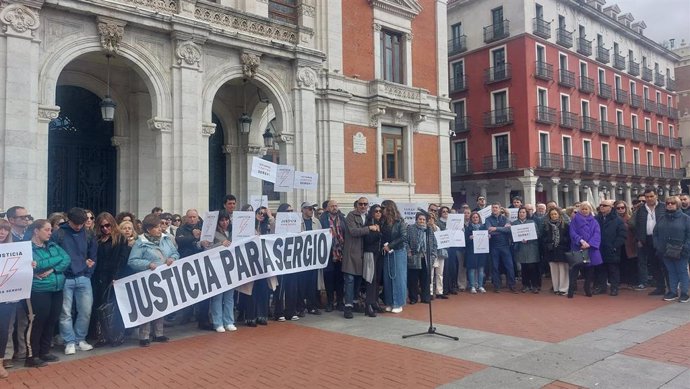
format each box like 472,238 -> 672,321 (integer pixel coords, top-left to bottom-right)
434,230 -> 452,249
507,208 -> 519,222
510,222 -> 538,241
200,211 -> 219,243
398,203 -> 419,225
250,195 -> 269,211
294,171 -> 318,190
274,165 -> 295,192
472,230 -> 490,253
274,212 -> 301,234
0,241 -> 33,302
250,157 -> 277,183
114,229 -> 333,328
478,206 -> 492,223
446,214 -> 464,231
231,211 -> 256,241
449,229 -> 466,247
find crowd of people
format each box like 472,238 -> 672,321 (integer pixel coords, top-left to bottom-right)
1,187 -> 689,379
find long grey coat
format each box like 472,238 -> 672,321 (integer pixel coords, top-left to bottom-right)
342,211 -> 370,276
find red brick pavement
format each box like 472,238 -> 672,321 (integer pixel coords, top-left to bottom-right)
542,381 -> 588,389
2,323 -> 485,389
399,281 -> 666,343
623,322 -> 690,367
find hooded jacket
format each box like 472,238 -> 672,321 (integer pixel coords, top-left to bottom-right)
52,222 -> 98,278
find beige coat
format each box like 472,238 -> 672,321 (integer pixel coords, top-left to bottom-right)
341,211 -> 370,276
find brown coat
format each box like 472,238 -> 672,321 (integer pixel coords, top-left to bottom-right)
341,211 -> 370,276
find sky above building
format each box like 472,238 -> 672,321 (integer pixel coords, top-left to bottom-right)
612,0 -> 690,47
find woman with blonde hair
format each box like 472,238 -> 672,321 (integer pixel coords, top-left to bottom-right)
569,201 -> 603,297
119,221 -> 138,247
381,200 -> 407,313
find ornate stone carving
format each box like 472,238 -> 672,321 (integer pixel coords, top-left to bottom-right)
201,122 -> 216,136
118,0 -> 177,13
222,144 -> 237,154
97,17 -> 126,54
373,23 -> 382,32
296,67 -> 317,88
241,52 -> 261,79
38,105 -> 60,122
404,32 -> 413,41
369,0 -> 422,20
147,118 -> 172,133
111,136 -> 129,148
245,145 -> 265,155
278,133 -> 294,144
369,106 -> 386,127
175,41 -> 202,67
298,4 -> 316,17
194,4 -> 299,44
0,3 -> 39,35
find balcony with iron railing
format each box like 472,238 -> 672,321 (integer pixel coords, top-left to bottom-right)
628,60 -> 640,76
533,18 -> 551,39
671,137 -> 683,148
535,106 -> 557,124
484,64 -> 512,84
669,107 -> 679,120
667,77 -> 676,91
483,20 -> 510,43
537,152 -> 563,170
613,53 -> 626,70
654,72 -> 665,87
448,35 -> 467,55
560,111 -> 579,129
581,116 -> 600,133
558,69 -> 575,88
630,93 -> 642,108
449,75 -> 467,93
577,37 -> 592,56
617,124 -> 632,139
483,108 -> 513,127
596,46 -> 610,63
615,89 -> 628,104
600,120 -> 616,136
451,159 -> 472,176
642,67 -> 653,81
598,83 -> 612,99
579,76 -> 594,94
483,153 -> 517,171
556,28 -> 573,48
644,98 -> 656,112
453,116 -> 470,133
657,103 -> 668,117
659,135 -> 671,147
646,132 -> 658,144
535,61 -> 553,80
632,129 -> 646,142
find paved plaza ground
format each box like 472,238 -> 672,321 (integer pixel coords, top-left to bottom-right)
4,281 -> 690,389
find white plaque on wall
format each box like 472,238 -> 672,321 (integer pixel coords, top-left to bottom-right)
353,132 -> 367,154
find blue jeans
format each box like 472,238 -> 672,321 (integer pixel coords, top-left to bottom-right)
210,290 -> 235,328
343,273 -> 362,307
383,250 -> 407,308
468,267 -> 484,289
60,276 -> 93,345
664,258 -> 689,296
490,245 -> 515,288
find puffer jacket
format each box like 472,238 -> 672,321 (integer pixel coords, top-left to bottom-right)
128,234 -> 180,272
653,210 -> 690,260
32,241 -> 71,292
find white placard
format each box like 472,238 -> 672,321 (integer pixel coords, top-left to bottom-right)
398,203 -> 419,225
478,206 -> 492,223
274,212 -> 302,234
0,241 -> 33,302
446,214 -> 464,231
274,165 -> 295,192
510,222 -> 538,242
200,211 -> 219,243
435,230 -> 452,249
231,211 -> 256,241
508,208 -> 519,222
449,229 -> 466,248
251,156 -> 277,183
294,171 -> 318,190
250,195 -> 269,211
472,230 -> 490,254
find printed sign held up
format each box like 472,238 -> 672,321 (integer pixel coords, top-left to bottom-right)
274,165 -> 295,192
293,171 -> 318,190
250,157 -> 277,183
0,241 -> 33,303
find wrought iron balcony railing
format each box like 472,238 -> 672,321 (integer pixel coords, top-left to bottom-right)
453,116 -> 470,133
577,37 -> 592,56
630,93 -> 642,108
613,53 -> 626,70
579,76 -> 594,94
615,89 -> 628,104
556,28 -> 573,48
449,75 -> 467,93
617,124 -> 632,140
535,61 -> 553,81
628,60 -> 640,76
483,108 -> 514,127
484,64 -> 512,84
536,106 -> 557,124
558,69 -> 576,88
600,120 -> 616,136
451,159 -> 472,176
642,67 -> 653,81
483,153 -> 516,171
654,72 -> 665,87
560,111 -> 579,129
448,35 -> 467,55
533,18 -> 551,39
581,116 -> 600,133
596,46 -> 610,63
483,20 -> 510,43
598,83 -> 612,99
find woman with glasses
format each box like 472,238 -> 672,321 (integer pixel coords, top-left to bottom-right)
614,200 -> 638,288
84,210 -> 95,232
465,212 -> 488,294
513,207 -> 541,293
170,214 -> 182,236
48,212 -> 66,232
595,200 -> 626,296
653,196 -> 690,302
363,204 -> 384,317
89,212 -> 132,346
208,210 -> 236,332
381,200 -> 407,313
541,207 -> 571,296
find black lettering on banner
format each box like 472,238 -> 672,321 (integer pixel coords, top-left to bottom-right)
172,266 -> 188,304
219,249 -> 234,285
234,246 -> 251,281
272,238 -> 284,270
125,282 -> 140,323
148,273 -> 168,311
284,237 -> 294,269
159,268 -> 178,306
317,234 -> 328,265
293,236 -> 303,268
261,239 -> 276,273
132,277 -> 153,318
193,258 -> 208,295
203,256 -> 221,293
182,262 -> 199,298
303,235 -> 313,266
245,242 -> 263,277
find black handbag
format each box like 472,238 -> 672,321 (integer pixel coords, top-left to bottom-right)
565,249 -> 591,267
96,286 -> 125,346
664,239 -> 684,261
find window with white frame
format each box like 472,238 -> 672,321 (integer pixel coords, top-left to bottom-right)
453,140 -> 468,174
381,126 -> 404,180
381,29 -> 404,84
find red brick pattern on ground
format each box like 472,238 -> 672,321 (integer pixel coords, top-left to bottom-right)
542,381 -> 589,389
399,280 -> 665,343
3,323 -> 484,389
623,322 -> 690,367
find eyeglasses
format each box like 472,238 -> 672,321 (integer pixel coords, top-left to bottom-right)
429,209 -> 438,213
373,209 -> 382,213
100,224 -> 112,229
173,219 -> 181,222
616,206 -> 626,210
15,215 -> 32,220
357,202 -> 369,206
666,202 -> 677,205
88,216 -> 95,220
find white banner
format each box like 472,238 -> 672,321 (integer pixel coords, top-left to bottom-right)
274,212 -> 301,234
472,230 -> 490,254
510,223 -> 538,242
0,241 -> 33,302
251,157 -> 277,183
200,211 -> 219,244
231,211 -> 256,241
114,229 -> 333,328
294,171 -> 318,190
274,165 -> 295,192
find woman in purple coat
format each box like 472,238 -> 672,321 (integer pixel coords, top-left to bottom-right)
568,201 -> 602,297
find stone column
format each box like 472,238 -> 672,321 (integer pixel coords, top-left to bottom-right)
291,65 -> 319,207
478,183 -> 487,199
609,181 -> 618,202
624,182 -> 632,205
147,118 -> 173,215
591,180 -> 600,206
550,178 -> 560,205
517,175 -> 539,206
572,179 -> 581,203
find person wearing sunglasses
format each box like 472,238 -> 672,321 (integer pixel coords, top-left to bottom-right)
84,210 -> 95,233
6,206 -> 31,242
614,200 -> 638,289
653,196 -> 690,303
89,212 -> 132,346
595,200 -> 626,296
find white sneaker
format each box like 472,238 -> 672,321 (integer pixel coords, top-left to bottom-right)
290,315 -> 300,321
224,324 -> 237,332
385,306 -> 392,312
64,343 -> 76,355
77,341 -> 93,351
277,316 -> 286,322
215,326 -> 226,333
391,307 -> 403,314
470,287 -> 477,294
478,287 -> 487,293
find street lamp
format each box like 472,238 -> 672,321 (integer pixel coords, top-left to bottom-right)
536,182 -> 544,192
238,79 -> 251,134
100,54 -> 116,121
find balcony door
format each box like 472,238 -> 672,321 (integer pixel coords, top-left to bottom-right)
492,47 -> 506,79
493,91 -> 508,124
493,134 -> 510,169
492,7 -> 504,35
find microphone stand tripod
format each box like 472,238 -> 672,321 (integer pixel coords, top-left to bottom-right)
402,220 -> 458,341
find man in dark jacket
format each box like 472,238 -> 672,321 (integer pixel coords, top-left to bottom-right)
679,193 -> 690,216
319,200 -> 346,312
485,202 -> 516,293
53,207 -> 97,355
595,200 -> 627,296
633,188 -> 668,295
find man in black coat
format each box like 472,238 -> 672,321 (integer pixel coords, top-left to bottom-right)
595,200 -> 627,296
633,188 -> 668,295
